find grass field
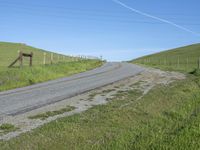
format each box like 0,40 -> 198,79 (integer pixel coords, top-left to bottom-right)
0,42 -> 78,67
132,43 -> 200,72
0,73 -> 200,149
0,42 -> 103,91
0,60 -> 103,92
1,43 -> 200,149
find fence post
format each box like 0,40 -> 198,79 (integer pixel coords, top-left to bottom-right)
51,53 -> 53,64
30,52 -> 33,67
43,52 -> 46,65
19,51 -> 23,68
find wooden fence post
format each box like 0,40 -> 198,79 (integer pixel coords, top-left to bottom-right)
30,52 -> 33,66
19,51 -> 23,68
9,51 -> 33,68
51,53 -> 53,64
43,52 -> 46,65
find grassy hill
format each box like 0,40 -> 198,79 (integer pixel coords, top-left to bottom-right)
1,57 -> 200,149
0,42 -> 103,91
0,42 -> 76,67
132,43 -> 200,72
1,43 -> 200,149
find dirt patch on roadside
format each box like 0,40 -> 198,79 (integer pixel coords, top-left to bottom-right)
0,68 -> 185,140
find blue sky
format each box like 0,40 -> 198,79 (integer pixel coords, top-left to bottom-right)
0,0 -> 200,61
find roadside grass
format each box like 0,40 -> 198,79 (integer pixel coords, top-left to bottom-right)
0,124 -> 17,136
28,106 -> 76,120
0,60 -> 103,92
0,74 -> 200,149
0,42 -> 103,91
132,43 -> 200,73
0,42 -> 77,67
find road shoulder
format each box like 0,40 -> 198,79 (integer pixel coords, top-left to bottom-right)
0,67 -> 185,140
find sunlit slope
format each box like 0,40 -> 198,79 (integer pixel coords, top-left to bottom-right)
132,43 -> 200,72
0,42 -> 103,91
0,42 -> 74,67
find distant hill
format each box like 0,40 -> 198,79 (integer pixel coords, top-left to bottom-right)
132,43 -> 200,72
0,42 -> 74,67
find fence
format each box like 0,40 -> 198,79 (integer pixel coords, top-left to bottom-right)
41,53 -> 100,65
135,56 -> 200,72
8,51 -> 33,68
1,51 -> 101,68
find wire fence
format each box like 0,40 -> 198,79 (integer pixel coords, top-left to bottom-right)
134,56 -> 200,72
0,51 -> 101,68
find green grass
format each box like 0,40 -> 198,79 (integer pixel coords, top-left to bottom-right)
1,42 -> 199,149
1,74 -> 200,149
132,43 -> 200,72
0,60 -> 103,92
0,42 -> 78,67
28,106 -> 76,120
0,42 -> 103,91
0,124 -> 17,136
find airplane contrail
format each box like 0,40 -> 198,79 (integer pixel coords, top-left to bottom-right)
112,0 -> 200,37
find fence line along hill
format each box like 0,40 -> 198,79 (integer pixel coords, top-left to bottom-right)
132,43 -> 200,72
0,42 -> 92,67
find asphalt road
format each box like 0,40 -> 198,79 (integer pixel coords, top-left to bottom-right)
0,62 -> 144,116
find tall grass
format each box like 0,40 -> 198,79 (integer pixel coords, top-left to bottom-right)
0,60 -> 103,92
0,42 -> 103,91
0,75 -> 200,149
0,42 -> 78,67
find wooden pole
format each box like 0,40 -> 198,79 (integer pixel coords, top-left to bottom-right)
178,56 -> 180,68
51,53 -> 53,64
30,52 -> 33,67
19,51 -> 23,68
43,52 -> 46,65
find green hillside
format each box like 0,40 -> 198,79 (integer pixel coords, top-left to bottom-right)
132,43 -> 200,72
0,42 -> 102,91
0,42 -> 76,67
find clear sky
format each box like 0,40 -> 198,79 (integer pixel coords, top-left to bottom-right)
0,0 -> 200,61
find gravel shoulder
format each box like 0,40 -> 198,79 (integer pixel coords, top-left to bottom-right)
0,62 -> 144,116
0,67 -> 185,140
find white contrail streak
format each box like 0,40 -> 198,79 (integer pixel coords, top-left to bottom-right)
112,0 -> 200,37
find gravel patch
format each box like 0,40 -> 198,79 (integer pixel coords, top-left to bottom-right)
0,68 -> 185,140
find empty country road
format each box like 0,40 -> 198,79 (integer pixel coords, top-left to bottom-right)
0,62 -> 144,117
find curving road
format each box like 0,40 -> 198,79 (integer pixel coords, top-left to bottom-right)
0,62 -> 144,116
